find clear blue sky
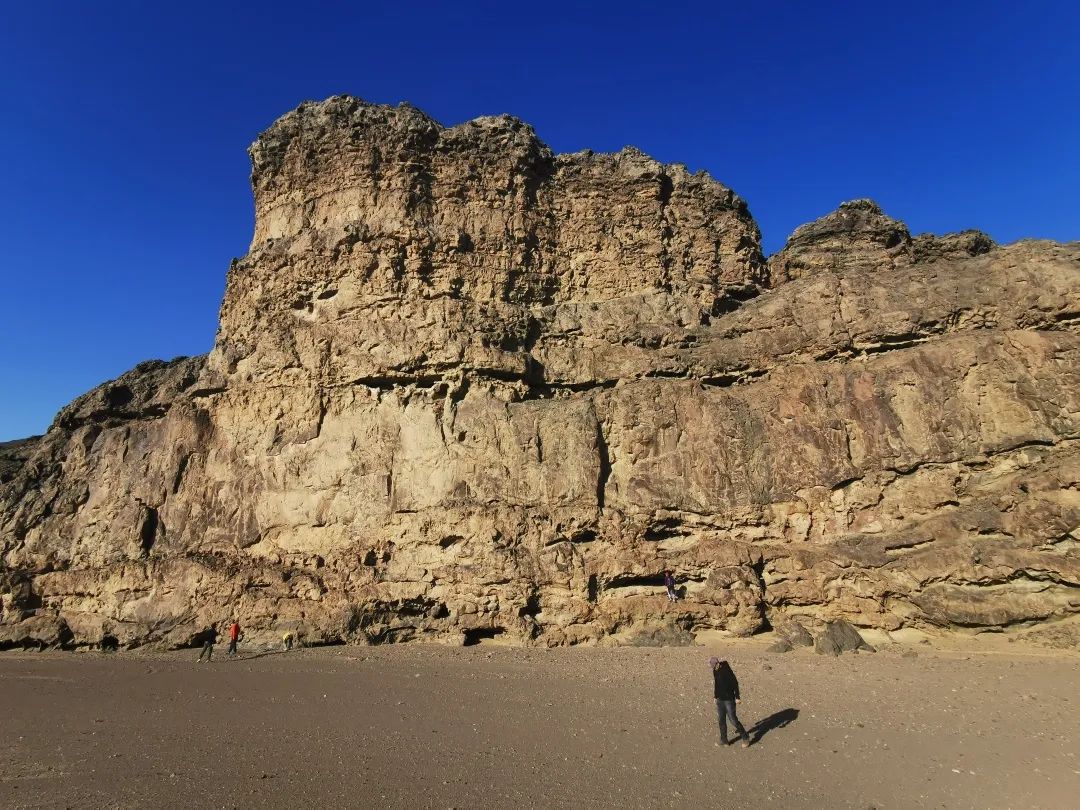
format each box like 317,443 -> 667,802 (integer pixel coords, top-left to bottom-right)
1,1 -> 1077,440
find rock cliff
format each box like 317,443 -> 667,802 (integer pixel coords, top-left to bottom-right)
2,96 -> 1078,649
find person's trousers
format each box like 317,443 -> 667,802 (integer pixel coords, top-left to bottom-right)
715,699 -> 747,742
198,642 -> 213,661
227,640 -> 238,655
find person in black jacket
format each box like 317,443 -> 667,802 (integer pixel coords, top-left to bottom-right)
710,656 -> 749,747
197,625 -> 218,662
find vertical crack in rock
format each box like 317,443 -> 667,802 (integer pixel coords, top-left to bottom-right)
658,171 -> 675,292
171,453 -> 192,494
594,417 -> 612,512
138,504 -> 161,556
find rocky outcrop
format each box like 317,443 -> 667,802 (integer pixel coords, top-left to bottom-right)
766,198 -> 995,283
1,96 -> 1078,650
814,620 -> 874,656
0,438 -> 40,485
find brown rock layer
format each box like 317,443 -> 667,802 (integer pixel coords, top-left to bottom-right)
1,96 -> 1078,649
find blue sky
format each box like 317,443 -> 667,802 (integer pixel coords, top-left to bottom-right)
1,1 -> 1077,440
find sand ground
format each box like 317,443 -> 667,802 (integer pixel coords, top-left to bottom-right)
0,638 -> 1077,809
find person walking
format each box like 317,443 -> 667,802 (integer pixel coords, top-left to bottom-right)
282,631 -> 294,651
710,656 -> 750,747
198,625 -> 218,662
226,620 -> 242,657
664,570 -> 678,602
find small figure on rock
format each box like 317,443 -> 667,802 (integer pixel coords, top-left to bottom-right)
664,570 -> 678,602
198,625 -> 218,662
227,619 -> 242,657
282,631 -> 294,651
710,656 -> 749,748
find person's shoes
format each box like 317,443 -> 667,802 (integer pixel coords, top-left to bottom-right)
741,739 -> 751,748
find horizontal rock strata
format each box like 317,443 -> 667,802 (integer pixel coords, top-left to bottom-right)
2,96 -> 1078,649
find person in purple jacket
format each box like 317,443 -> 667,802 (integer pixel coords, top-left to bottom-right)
664,570 -> 678,602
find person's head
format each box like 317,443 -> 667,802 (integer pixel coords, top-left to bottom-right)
709,656 -> 727,670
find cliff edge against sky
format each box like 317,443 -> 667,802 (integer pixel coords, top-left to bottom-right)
2,96 -> 1078,650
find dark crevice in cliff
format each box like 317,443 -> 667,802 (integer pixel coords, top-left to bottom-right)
341,365 -> 781,399
750,556 -> 772,632
852,334 -> 933,355
349,373 -> 447,390
313,396 -> 327,440
587,574 -> 599,603
809,314 -> 1077,366
138,504 -> 161,556
520,591 -> 542,618
462,626 -> 505,646
171,454 -> 192,494
57,404 -> 171,431
710,283 -> 762,318
604,573 -> 666,589
830,475 -> 861,491
190,386 -> 228,398
700,367 -> 769,387
657,172 -> 675,291
544,529 -> 598,547
883,539 -> 936,555
470,366 -> 536,385
104,385 -> 134,408
644,370 -> 690,381
594,420 -> 611,511
1045,311 -> 1080,329
519,378 -> 619,399
643,518 -> 691,541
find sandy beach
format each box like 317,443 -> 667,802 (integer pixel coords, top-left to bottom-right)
1,638 -> 1077,809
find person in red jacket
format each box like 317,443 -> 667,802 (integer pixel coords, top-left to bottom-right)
226,620 -> 242,657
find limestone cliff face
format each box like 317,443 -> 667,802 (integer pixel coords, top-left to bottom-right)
2,96 -> 1078,650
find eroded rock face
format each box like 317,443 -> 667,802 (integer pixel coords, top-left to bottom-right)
1,96 -> 1078,650
766,198 -> 996,284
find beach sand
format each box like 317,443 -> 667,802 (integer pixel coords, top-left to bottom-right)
1,638 -> 1077,809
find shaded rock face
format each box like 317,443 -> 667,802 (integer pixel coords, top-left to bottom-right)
2,96 -> 1079,650
0,438 -> 41,485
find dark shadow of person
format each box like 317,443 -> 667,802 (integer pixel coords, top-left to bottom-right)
747,708 -> 799,744
239,649 -> 289,661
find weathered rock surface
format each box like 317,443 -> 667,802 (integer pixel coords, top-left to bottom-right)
814,619 -> 874,656
776,620 -> 814,648
1,96 -> 1078,650
766,198 -> 994,283
0,438 -> 40,485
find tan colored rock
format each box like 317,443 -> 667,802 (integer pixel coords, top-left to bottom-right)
766,198 -> 997,286
1,97 -> 1078,650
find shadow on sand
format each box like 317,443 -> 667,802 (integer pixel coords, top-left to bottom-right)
217,649 -> 291,662
748,707 -> 799,744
